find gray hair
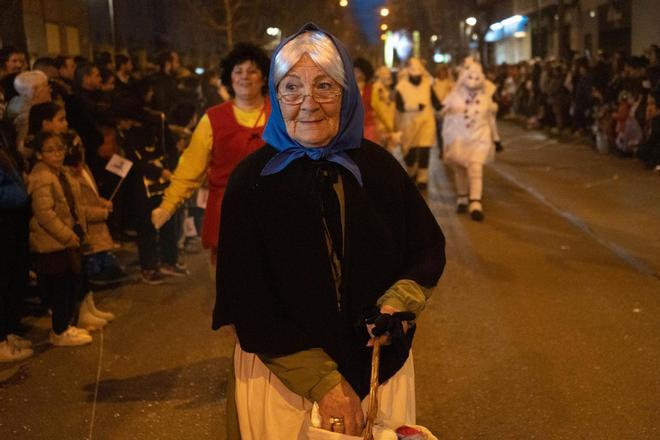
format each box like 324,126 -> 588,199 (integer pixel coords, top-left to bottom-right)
14,71 -> 48,98
273,31 -> 346,89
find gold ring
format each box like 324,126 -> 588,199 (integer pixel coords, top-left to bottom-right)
330,416 -> 345,433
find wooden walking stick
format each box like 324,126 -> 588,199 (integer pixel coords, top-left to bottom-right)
362,336 -> 381,440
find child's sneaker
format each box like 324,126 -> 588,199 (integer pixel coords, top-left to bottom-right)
49,326 -> 93,347
7,334 -> 32,349
141,269 -> 166,285
0,340 -> 34,362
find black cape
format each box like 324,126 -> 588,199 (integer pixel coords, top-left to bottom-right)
213,139 -> 445,398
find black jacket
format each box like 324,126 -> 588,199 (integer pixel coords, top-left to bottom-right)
214,140 -> 445,397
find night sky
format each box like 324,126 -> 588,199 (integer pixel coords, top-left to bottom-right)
350,0 -> 386,45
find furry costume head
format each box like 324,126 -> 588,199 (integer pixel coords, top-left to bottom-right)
405,57 -> 431,85
457,61 -> 486,93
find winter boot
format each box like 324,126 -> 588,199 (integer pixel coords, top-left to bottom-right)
78,298 -> 108,331
85,292 -> 115,322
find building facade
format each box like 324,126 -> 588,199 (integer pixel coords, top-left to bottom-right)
479,0 -> 659,66
1,0 -> 224,68
1,0 -> 92,58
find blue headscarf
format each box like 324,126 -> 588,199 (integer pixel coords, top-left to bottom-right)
260,23 -> 364,186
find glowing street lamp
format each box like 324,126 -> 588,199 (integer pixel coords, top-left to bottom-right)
465,17 -> 477,26
339,0 -> 348,7
266,27 -> 281,36
380,23 -> 388,31
430,34 -> 438,43
380,33 -> 387,41
380,7 -> 389,17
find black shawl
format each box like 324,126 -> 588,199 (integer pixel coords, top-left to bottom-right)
214,139 -> 445,398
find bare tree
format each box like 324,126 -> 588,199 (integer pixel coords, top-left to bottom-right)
186,0 -> 367,54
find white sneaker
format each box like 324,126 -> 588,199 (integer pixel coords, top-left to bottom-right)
49,326 -> 93,346
0,340 -> 34,362
86,293 -> 115,321
7,334 -> 32,349
78,299 -> 108,331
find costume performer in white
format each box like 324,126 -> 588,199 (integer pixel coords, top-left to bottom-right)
395,58 -> 442,190
441,59 -> 500,221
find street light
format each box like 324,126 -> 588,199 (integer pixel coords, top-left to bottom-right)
339,0 -> 348,7
380,23 -> 388,31
465,17 -> 477,26
266,27 -> 281,36
430,34 -> 438,43
380,7 -> 389,17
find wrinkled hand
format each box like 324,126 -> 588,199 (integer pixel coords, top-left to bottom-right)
318,379 -> 364,435
151,207 -> 173,230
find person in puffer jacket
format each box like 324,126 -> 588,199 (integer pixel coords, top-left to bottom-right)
29,101 -> 119,330
28,131 -> 92,347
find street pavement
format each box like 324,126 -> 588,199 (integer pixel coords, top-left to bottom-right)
1,122 -> 658,439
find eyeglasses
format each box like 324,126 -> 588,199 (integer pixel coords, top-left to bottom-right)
278,89 -> 342,105
41,147 -> 66,155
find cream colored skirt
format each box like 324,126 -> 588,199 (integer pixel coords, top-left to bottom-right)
233,342 -> 419,440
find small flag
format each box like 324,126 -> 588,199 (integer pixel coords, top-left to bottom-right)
105,154 -> 133,178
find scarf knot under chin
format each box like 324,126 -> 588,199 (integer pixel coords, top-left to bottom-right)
261,146 -> 363,186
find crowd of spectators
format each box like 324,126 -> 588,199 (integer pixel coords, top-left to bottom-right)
3,39 -> 660,361
487,45 -> 660,171
1,44 -> 226,360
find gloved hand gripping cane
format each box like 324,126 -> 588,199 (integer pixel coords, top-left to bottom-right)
362,311 -> 416,440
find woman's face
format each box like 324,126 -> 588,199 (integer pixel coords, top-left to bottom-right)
38,136 -> 66,169
43,109 -> 69,134
277,54 -> 342,148
231,60 -> 264,100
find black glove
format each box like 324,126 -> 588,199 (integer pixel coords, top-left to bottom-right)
365,311 -> 416,364
365,311 -> 416,338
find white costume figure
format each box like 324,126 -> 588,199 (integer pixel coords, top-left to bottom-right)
395,58 -> 441,190
442,59 -> 500,221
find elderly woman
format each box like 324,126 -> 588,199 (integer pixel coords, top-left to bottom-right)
214,24 -> 445,438
151,43 -> 271,265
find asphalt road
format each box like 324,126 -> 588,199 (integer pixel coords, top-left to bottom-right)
1,122 -> 658,439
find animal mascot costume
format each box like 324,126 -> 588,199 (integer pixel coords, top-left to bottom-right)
442,59 -> 499,221
395,58 -> 441,190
